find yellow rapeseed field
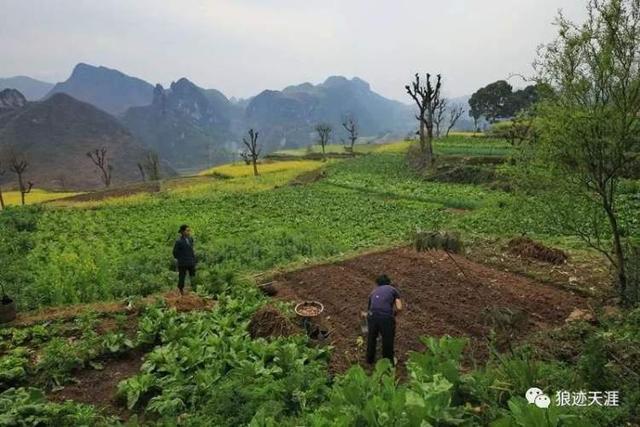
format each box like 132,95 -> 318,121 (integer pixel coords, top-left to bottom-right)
1,189 -> 80,206
198,160 -> 323,178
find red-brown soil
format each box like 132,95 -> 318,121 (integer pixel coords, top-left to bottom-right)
273,247 -> 589,373
10,290 -> 214,327
48,350 -> 145,417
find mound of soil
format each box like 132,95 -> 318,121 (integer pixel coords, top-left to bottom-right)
508,237 -> 568,265
274,247 -> 587,373
249,306 -> 295,339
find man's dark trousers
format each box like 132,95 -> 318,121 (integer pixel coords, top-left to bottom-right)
177,265 -> 195,292
366,314 -> 395,364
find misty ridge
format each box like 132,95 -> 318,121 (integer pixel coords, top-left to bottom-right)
0,62 -> 473,186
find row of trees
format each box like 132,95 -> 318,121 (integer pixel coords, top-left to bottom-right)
0,147 -> 164,209
239,116 -> 361,175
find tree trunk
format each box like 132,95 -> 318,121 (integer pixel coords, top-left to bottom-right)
103,169 -> 111,188
0,186 -> 4,210
605,204 -> 627,303
252,158 -> 258,176
322,144 -> 326,162
424,124 -> 434,166
18,174 -> 25,206
419,121 -> 426,153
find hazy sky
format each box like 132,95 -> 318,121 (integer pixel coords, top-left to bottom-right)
0,0 -> 587,102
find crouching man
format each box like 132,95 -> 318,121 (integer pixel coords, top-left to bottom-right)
366,274 -> 402,365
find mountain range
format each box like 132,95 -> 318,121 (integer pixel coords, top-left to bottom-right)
46,63 -> 155,116
0,76 -> 54,101
0,89 -> 174,190
0,63 -> 424,188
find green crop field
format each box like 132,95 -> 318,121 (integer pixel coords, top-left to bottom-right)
1,135 -> 639,426
0,137 -> 564,311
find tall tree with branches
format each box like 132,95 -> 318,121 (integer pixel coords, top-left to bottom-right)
87,147 -> 112,188
9,153 -> 33,206
532,0 -> 640,304
341,115 -> 358,155
315,123 -> 332,162
445,105 -> 465,137
405,73 -> 442,167
434,98 -> 448,138
242,129 -> 261,176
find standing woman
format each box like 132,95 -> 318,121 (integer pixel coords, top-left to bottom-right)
173,224 -> 197,295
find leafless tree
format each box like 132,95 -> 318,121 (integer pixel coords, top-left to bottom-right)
405,73 -> 442,167
445,105 -> 465,137
341,115 -> 358,155
137,162 -> 146,182
0,161 -> 5,210
87,147 -> 112,188
9,153 -> 33,206
143,151 -> 161,181
315,123 -> 332,162
242,129 -> 261,176
239,150 -> 252,166
434,98 -> 448,138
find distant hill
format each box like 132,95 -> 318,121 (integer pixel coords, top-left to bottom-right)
0,91 -> 174,190
46,63 -> 154,116
0,76 -> 54,101
246,76 -> 414,152
0,89 -> 27,113
122,78 -> 242,171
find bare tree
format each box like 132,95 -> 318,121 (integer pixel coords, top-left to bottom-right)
0,161 -> 5,210
434,98 -> 448,138
86,147 -> 112,188
242,129 -> 261,176
405,73 -> 442,167
137,162 -> 146,182
341,115 -> 358,155
143,151 -> 161,181
445,105 -> 465,137
9,153 -> 33,206
239,150 -> 252,166
315,123 -> 332,162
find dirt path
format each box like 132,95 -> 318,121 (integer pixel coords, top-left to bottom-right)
9,290 -> 214,327
273,247 -> 588,373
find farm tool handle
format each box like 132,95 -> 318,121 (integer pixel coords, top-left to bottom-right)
444,250 -> 469,281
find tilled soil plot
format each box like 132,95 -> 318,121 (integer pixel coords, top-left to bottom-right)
49,350 -> 145,418
274,247 -> 588,373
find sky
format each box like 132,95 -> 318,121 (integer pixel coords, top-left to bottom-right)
0,0 -> 588,102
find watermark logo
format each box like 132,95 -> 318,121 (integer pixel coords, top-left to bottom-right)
526,387 -> 620,408
526,387 -> 551,408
